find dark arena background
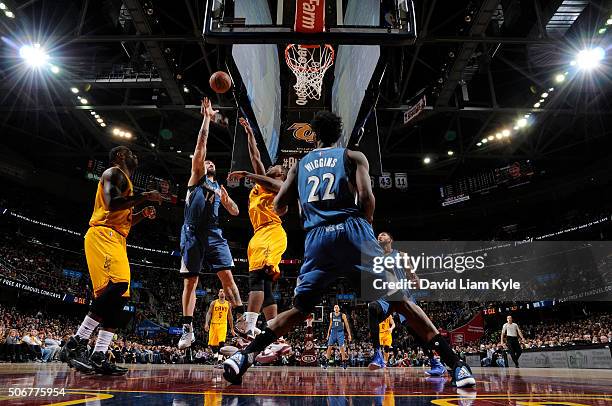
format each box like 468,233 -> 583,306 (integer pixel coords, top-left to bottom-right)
1,0 -> 611,405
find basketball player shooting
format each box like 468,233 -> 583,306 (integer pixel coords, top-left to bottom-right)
228,117 -> 288,340
61,146 -> 162,375
178,98 -> 244,351
323,304 -> 352,369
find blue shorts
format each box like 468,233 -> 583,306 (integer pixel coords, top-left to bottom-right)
293,217 -> 392,313
179,224 -> 234,277
328,331 -> 345,347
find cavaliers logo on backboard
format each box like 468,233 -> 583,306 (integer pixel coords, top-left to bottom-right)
288,123 -> 316,144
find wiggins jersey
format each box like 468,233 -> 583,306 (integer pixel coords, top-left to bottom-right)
330,312 -> 344,332
184,177 -> 221,229
297,147 -> 362,230
89,167 -> 133,237
380,316 -> 393,335
210,299 -> 229,325
248,184 -> 281,232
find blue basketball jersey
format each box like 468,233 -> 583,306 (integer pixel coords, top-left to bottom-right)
331,312 -> 343,332
297,147 -> 362,230
184,177 -> 221,229
387,249 -> 409,284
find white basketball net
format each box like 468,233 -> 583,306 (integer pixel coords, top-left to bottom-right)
285,44 -> 335,104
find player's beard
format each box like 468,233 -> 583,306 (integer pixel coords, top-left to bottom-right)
207,168 -> 216,178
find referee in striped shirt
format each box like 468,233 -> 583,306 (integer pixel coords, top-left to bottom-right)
500,315 -> 524,368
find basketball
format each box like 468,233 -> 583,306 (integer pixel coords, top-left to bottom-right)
209,71 -> 232,93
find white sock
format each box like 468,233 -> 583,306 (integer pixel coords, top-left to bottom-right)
76,315 -> 99,340
93,330 -> 114,354
244,312 -> 259,332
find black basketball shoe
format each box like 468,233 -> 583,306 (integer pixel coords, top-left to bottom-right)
90,351 -> 128,376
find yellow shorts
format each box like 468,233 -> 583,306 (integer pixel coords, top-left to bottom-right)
248,224 -> 287,279
208,324 -> 227,346
84,226 -> 130,298
380,334 -> 392,347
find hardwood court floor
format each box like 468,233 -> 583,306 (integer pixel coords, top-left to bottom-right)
0,364 -> 610,405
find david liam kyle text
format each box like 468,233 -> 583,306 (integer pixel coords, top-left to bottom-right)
373,278 -> 521,292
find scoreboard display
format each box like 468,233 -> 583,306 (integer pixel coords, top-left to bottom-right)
440,160 -> 535,207
86,160 -> 178,204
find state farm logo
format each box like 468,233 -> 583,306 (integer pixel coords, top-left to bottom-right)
288,123 -> 316,144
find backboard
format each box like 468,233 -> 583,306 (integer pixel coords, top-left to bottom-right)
203,0 -> 416,45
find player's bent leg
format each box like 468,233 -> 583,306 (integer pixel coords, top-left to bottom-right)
239,270 -> 265,338
391,300 -> 474,387
368,301 -> 387,370
223,307 -> 308,384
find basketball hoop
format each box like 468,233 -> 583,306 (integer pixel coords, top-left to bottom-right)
285,44 -> 335,105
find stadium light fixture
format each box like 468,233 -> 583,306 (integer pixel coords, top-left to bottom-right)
100,123 -> 106,127
423,156 -> 431,164
541,92 -> 548,98
502,129 -> 510,137
554,73 -> 565,83
495,133 -> 503,140
150,143 -> 155,148
50,65 -> 60,74
5,10 -> 14,18
79,98 -> 88,104
534,102 -> 541,108
71,87 -> 79,94
112,128 -> 120,135
447,150 -> 454,156
516,118 -> 528,128
96,118 -> 103,123
476,142 -> 482,147
576,47 -> 605,70
19,44 -> 48,68
0,3 -> 6,10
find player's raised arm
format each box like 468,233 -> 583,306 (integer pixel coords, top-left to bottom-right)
239,117 -> 266,176
228,171 -> 283,193
189,98 -> 218,187
273,162 -> 298,216
346,150 -> 375,223
103,168 -> 162,211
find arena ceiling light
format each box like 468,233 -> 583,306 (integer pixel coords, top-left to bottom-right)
575,47 -> 605,70
70,87 -> 79,94
447,150 -> 454,156
554,73 -> 566,83
19,44 -> 48,68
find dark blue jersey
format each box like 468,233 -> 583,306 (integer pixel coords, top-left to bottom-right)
297,147 -> 362,230
331,312 -> 344,332
184,177 -> 221,229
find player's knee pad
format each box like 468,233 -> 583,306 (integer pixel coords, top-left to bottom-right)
262,279 -> 276,308
249,271 -> 265,292
90,282 -> 129,326
368,301 -> 384,322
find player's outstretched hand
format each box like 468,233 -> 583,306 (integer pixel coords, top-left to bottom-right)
228,171 -> 248,182
201,97 -> 219,119
143,206 -> 157,220
239,117 -> 253,135
143,190 -> 163,205
204,324 -> 210,332
230,329 -> 236,337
